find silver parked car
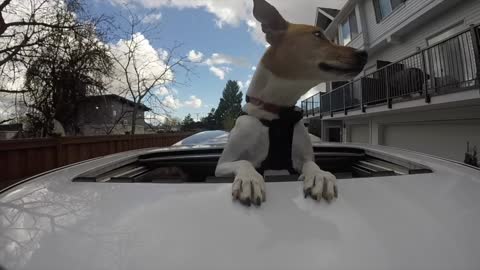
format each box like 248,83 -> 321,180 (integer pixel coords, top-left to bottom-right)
1,131 -> 480,270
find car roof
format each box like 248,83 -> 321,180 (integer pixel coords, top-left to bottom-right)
1,144 -> 480,270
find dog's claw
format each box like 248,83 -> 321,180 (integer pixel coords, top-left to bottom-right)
304,187 -> 312,198
232,171 -> 266,207
240,198 -> 251,207
301,169 -> 337,203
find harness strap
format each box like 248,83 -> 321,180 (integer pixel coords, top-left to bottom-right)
257,106 -> 304,175
244,95 -> 304,174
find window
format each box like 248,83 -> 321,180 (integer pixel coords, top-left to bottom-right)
373,0 -> 405,22
339,12 -> 359,45
341,21 -> 351,45
332,31 -> 339,44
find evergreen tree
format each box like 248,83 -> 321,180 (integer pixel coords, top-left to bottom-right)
182,114 -> 195,131
214,80 -> 243,130
201,108 -> 217,130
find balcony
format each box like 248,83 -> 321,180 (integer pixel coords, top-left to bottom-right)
302,25 -> 480,119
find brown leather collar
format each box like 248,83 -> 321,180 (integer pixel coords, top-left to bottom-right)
246,95 -> 291,114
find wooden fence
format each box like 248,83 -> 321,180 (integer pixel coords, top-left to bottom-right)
0,133 -> 193,189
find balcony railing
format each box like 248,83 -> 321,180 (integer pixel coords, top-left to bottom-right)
302,24 -> 480,118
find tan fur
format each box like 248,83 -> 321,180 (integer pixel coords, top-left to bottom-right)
261,23 -> 363,80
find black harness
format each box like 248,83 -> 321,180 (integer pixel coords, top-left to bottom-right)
245,96 -> 304,174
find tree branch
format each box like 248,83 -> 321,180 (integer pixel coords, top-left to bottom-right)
0,118 -> 14,124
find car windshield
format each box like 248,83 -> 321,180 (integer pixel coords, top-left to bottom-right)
175,131 -> 228,146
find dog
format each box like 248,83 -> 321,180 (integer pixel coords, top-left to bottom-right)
215,0 -> 368,206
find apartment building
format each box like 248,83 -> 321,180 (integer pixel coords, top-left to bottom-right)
302,0 -> 480,162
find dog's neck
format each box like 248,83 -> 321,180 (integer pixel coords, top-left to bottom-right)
244,63 -> 321,120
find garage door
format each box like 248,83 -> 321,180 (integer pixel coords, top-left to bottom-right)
382,120 -> 480,161
349,125 -> 369,143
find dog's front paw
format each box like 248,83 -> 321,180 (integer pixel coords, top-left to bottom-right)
300,170 -> 338,203
232,171 -> 266,207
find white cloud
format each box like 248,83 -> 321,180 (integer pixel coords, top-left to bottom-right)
154,86 -> 169,96
157,48 -> 169,61
187,50 -> 204,62
246,20 -> 257,28
163,95 -> 182,110
108,0 -> 346,44
154,94 -> 203,110
204,53 -> 248,67
239,79 -> 251,92
184,95 -> 203,109
186,50 -> 247,80
251,66 -> 256,71
143,12 -> 162,24
1,0 -> 63,93
245,79 -> 251,88
188,52 -> 248,80
209,66 -> 227,80
145,112 -> 167,125
108,32 -> 174,97
237,81 -> 244,89
0,93 -> 16,121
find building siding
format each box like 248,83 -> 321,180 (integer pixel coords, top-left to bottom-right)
77,97 -> 148,136
366,0 -> 480,67
363,0 -> 440,46
363,0 -> 480,67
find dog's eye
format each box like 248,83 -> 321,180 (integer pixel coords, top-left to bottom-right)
313,31 -> 324,39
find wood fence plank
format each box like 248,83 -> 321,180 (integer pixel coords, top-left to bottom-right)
0,133 -> 193,189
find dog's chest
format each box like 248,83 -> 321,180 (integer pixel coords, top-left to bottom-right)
258,108 -> 303,173
261,120 -> 296,172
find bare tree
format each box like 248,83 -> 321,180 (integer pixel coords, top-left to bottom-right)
0,118 -> 13,124
0,0 -> 87,93
21,17 -> 112,137
108,7 -> 192,135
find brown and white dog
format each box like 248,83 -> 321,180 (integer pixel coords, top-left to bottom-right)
215,0 -> 367,206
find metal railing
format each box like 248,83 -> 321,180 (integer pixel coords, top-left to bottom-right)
302,24 -> 480,118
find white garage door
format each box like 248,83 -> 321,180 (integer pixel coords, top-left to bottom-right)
382,120 -> 480,161
349,125 -> 369,143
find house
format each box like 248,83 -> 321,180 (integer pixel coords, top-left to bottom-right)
0,124 -> 22,140
76,95 -> 151,136
302,0 -> 480,162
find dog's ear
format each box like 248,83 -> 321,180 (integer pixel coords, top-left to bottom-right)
253,0 -> 288,44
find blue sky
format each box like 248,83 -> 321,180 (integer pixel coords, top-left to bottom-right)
90,0 -> 345,121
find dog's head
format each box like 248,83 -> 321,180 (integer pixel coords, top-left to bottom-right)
253,0 -> 368,82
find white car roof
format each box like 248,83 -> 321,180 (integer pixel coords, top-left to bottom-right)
1,144 -> 480,270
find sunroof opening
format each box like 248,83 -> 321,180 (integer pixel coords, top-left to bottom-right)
73,146 -> 432,183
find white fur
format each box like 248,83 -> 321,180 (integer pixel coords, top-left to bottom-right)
216,65 -> 338,205
216,116 -> 269,205
243,64 -> 321,121
247,64 -> 320,106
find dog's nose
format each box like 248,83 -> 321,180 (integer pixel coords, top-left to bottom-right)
356,50 -> 368,65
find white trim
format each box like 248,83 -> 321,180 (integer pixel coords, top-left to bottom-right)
317,8 -> 335,21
